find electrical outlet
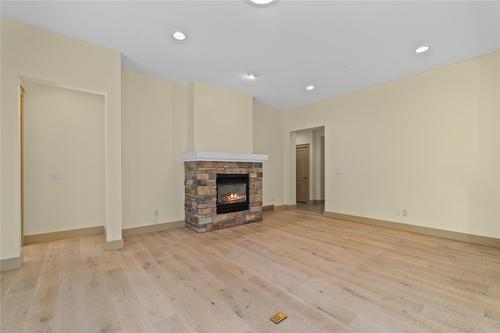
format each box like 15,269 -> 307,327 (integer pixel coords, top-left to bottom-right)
154,209 -> 159,222
402,209 -> 408,217
396,209 -> 401,216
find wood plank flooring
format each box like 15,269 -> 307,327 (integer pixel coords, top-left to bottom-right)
296,201 -> 325,214
1,210 -> 499,333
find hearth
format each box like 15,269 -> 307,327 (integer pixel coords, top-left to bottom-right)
216,174 -> 249,214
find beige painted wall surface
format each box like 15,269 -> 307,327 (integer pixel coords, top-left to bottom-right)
186,82 -> 195,151
122,70 -> 185,228
286,52 -> 500,238
23,82 -> 105,235
253,102 -> 285,206
313,128 -> 325,201
1,18 -> 122,261
191,81 -> 253,153
295,129 -> 314,200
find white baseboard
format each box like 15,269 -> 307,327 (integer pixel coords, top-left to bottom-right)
0,255 -> 22,272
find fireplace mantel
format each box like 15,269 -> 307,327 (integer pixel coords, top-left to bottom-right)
181,150 -> 268,163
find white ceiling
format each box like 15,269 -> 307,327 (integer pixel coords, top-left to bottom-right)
2,1 -> 499,110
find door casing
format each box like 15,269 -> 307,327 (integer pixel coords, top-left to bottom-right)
20,85 -> 25,246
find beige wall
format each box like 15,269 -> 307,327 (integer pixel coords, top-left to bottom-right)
253,102 -> 285,206
285,51 -> 500,238
122,72 -> 275,227
2,17 -> 497,270
295,129 -> 314,199
122,70 -> 186,229
312,128 -> 325,201
23,81 -> 105,235
1,18 -> 122,262
190,81 -> 253,153
122,72 -> 272,227
186,82 -> 195,151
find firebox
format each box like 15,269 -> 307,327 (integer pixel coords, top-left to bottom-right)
216,174 -> 250,214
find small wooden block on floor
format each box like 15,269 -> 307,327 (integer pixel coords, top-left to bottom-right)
270,312 -> 287,324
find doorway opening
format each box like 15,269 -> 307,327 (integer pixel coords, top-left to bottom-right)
21,81 -> 106,244
293,126 -> 325,214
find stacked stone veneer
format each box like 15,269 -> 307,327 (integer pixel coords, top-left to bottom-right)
184,161 -> 263,233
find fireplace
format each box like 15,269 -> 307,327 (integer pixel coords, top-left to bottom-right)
216,174 -> 249,214
183,151 -> 268,233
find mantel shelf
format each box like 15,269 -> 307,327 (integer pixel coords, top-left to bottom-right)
181,151 -> 268,162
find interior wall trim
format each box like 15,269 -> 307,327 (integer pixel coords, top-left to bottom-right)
105,239 -> 124,251
24,226 -> 105,245
263,205 -> 275,212
0,255 -> 23,272
263,204 -> 298,212
324,211 -> 500,249
122,220 -> 185,237
23,220 -> 186,246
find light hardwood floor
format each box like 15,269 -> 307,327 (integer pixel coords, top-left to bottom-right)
296,201 -> 325,214
1,210 -> 499,333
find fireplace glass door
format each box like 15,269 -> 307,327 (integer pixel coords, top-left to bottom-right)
216,174 -> 249,214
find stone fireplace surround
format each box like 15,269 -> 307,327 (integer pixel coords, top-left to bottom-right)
182,151 -> 268,233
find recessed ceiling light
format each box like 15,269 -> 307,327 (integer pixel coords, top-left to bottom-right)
243,73 -> 257,80
306,85 -> 315,91
415,44 -> 431,54
172,30 -> 187,41
250,0 -> 276,5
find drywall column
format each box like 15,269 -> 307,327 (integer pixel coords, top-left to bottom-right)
189,81 -> 253,154
1,18 -> 123,270
253,102 -> 285,206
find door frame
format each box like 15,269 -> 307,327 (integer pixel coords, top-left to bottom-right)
295,143 -> 310,203
287,125 -> 326,205
20,84 -> 25,246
